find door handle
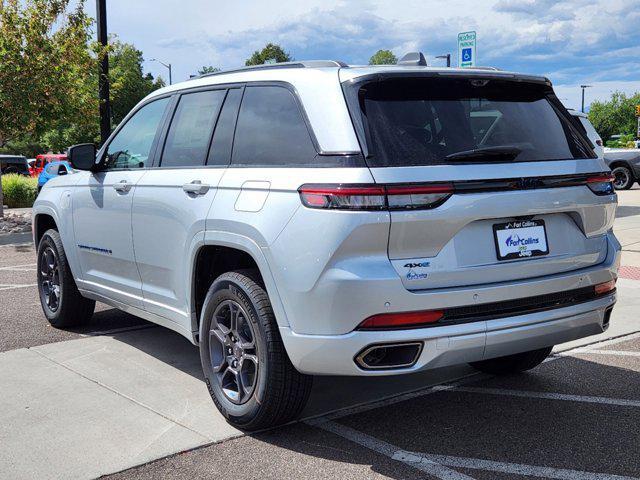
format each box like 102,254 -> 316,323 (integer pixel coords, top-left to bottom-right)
182,180 -> 210,196
113,180 -> 132,193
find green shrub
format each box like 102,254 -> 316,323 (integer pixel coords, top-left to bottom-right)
1,174 -> 38,208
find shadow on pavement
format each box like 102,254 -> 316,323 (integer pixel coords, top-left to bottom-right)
111,323 -> 474,418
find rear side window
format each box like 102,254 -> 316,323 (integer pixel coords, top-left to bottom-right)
231,86 -> 317,166
353,77 -> 595,167
161,90 -> 226,167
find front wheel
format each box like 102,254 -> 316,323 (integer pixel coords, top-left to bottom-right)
611,165 -> 634,190
469,346 -> 552,375
199,270 -> 312,431
37,229 -> 95,327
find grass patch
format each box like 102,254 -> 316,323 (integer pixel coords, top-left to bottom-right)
1,174 -> 38,208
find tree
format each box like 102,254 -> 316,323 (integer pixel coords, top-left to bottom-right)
108,39 -> 165,125
588,91 -> 640,143
369,49 -> 397,65
198,66 -> 220,75
0,0 -> 96,148
245,43 -> 291,66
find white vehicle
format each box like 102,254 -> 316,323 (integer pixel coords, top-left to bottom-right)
33,57 -> 619,430
568,110 -> 604,158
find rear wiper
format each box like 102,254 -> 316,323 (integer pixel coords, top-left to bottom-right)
445,146 -> 522,162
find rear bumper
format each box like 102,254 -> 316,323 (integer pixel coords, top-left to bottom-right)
279,231 -> 620,376
281,292 -> 616,376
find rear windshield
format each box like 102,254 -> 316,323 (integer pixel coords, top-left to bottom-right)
352,77 -> 595,167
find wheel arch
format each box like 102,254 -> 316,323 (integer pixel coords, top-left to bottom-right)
33,212 -> 59,246
191,233 -> 290,344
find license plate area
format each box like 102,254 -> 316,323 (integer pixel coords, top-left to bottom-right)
493,219 -> 549,261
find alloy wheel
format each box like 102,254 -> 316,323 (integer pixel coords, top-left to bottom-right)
612,167 -> 630,189
40,246 -> 61,312
209,300 -> 259,404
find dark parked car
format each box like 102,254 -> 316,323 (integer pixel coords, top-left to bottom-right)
0,155 -> 31,176
604,148 -> 640,190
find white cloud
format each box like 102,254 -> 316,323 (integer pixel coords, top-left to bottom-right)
84,0 -> 640,108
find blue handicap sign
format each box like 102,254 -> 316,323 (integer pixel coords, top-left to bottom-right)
462,48 -> 472,62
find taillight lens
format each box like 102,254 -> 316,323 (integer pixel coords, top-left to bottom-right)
586,174 -> 615,196
298,183 -> 453,211
594,279 -> 616,295
357,310 -> 444,329
298,185 -> 386,210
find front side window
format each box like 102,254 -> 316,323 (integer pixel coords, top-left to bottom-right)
103,97 -> 170,170
354,77 -> 594,167
232,86 -> 317,166
161,90 -> 226,167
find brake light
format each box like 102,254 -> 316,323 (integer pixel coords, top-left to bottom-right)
586,174 -> 615,196
298,183 -> 453,211
594,279 -> 616,295
357,310 -> 444,329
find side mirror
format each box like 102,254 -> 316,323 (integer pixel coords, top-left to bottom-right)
57,164 -> 68,176
67,143 -> 97,170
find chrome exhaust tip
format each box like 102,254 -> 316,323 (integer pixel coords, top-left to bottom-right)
355,342 -> 423,370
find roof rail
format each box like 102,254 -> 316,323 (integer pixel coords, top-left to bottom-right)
470,66 -> 501,71
192,60 -> 348,80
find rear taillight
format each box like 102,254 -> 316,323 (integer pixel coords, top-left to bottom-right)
594,279 -> 616,295
586,174 -> 615,196
298,183 -> 453,211
357,310 -> 444,330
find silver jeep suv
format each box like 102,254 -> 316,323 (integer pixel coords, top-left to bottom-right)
33,57 -> 620,430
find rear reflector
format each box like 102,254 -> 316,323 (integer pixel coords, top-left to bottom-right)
357,310 -> 444,329
595,279 -> 616,295
299,183 -> 453,211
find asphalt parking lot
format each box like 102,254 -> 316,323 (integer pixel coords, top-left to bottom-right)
1,189 -> 640,480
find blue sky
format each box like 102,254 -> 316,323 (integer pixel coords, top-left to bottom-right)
86,0 -> 640,110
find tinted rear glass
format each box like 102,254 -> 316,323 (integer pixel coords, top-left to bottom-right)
231,86 -> 317,166
354,77 -> 594,167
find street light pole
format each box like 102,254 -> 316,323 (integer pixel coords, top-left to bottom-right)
151,59 -> 172,85
436,54 -> 451,67
96,0 -> 111,145
580,85 -> 592,113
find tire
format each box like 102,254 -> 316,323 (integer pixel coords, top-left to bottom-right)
611,165 -> 634,190
199,270 -> 312,431
469,346 -> 552,375
37,229 -> 95,327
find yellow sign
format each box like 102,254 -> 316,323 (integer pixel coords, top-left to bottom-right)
636,105 -> 640,117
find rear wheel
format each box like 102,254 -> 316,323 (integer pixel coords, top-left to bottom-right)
469,346 -> 552,375
611,165 -> 634,190
37,229 -> 95,327
199,270 -> 312,431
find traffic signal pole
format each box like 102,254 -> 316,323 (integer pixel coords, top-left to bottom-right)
96,0 -> 111,145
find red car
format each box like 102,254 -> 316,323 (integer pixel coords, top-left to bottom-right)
31,153 -> 67,177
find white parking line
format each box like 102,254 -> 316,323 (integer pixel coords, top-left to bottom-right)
557,331 -> 640,352
318,421 -> 639,480
0,283 -> 37,291
391,448 -> 639,480
565,349 -> 640,358
432,385 -> 640,408
0,263 -> 36,271
317,421 -> 476,480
